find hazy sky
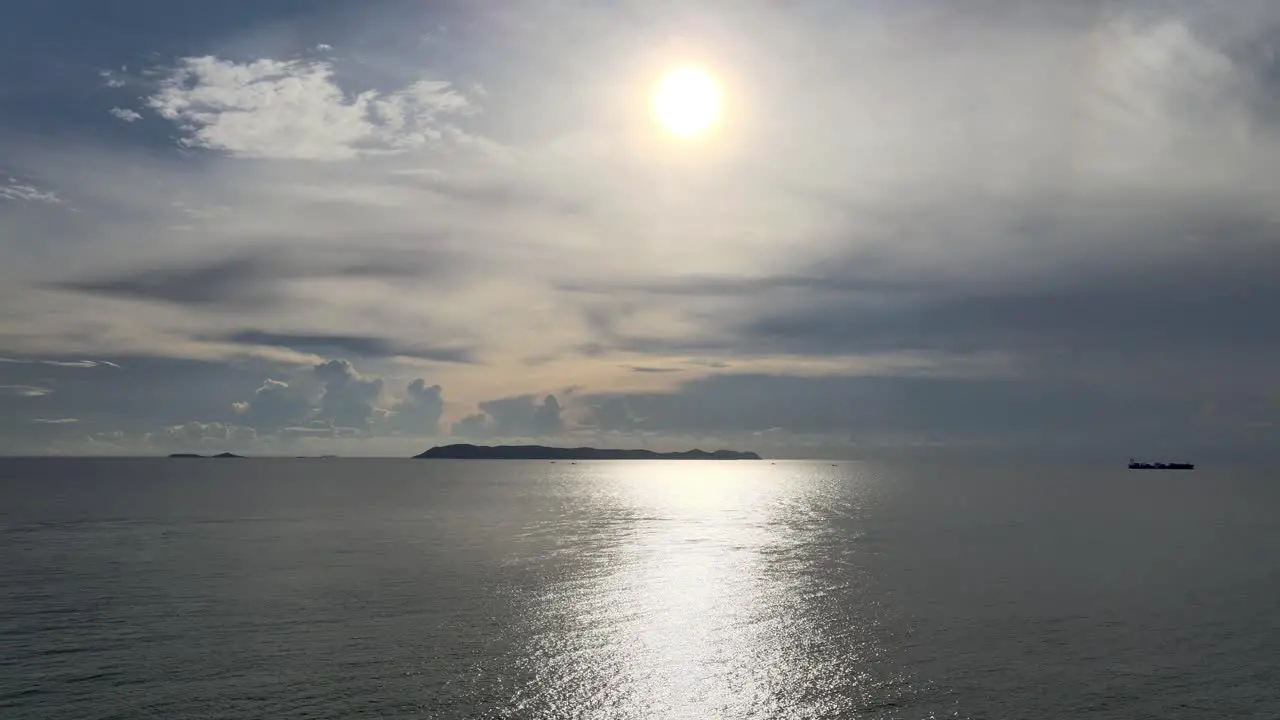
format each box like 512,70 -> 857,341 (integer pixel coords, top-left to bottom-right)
1,0 -> 1277,458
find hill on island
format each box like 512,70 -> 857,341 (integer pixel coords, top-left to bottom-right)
414,444 -> 761,460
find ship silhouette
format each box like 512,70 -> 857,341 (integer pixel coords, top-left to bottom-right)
1128,458 -> 1194,470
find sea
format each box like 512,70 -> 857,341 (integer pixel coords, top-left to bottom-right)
1,458 -> 1278,719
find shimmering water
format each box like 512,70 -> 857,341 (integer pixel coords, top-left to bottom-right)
2,459 -> 1278,719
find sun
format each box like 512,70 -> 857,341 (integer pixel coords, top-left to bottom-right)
650,66 -> 723,139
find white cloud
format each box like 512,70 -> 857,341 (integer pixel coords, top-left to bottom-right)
150,421 -> 256,451
109,107 -> 143,123
147,56 -> 477,160
0,358 -> 121,368
0,179 -> 60,203
0,385 -> 52,397
100,69 -> 126,88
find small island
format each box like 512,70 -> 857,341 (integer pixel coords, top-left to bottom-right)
167,452 -> 245,459
414,444 -> 761,460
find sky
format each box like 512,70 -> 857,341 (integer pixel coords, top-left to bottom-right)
0,0 -> 1277,459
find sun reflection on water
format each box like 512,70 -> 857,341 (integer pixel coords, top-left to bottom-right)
503,461 -> 903,719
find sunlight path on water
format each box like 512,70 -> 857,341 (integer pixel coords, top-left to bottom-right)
501,461 -> 906,719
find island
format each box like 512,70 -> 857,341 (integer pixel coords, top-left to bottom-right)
414,444 -> 761,460
167,452 -> 245,459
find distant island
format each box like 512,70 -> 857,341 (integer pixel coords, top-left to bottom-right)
414,444 -> 761,460
167,452 -> 245,459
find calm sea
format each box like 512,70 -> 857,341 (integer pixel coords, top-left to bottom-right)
1,458 -> 1277,719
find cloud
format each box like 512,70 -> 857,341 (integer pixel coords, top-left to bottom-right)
279,424 -> 349,441
217,331 -> 475,363
580,396 -> 638,433
232,378 -> 314,430
56,255 -> 280,308
50,249 -> 441,309
384,378 -> 445,434
30,418 -> 79,424
450,413 -> 490,438
574,372 -> 1260,460
0,358 -> 121,368
100,69 -> 127,88
313,359 -> 384,429
0,179 -> 60,203
4,2 -> 1280,458
148,56 -> 476,160
225,358 -> 445,437
109,107 -> 143,123
577,193 -> 1280,400
0,385 -> 53,397
395,170 -> 588,215
451,393 -> 564,438
0,356 -> 272,439
150,421 -> 256,452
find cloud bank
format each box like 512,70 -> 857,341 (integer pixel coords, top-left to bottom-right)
0,1 -> 1278,458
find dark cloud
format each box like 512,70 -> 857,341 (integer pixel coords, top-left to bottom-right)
385,378 -> 445,435
233,378 -> 315,430
534,395 -> 564,435
451,393 -> 564,438
217,331 -> 476,363
557,271 -> 904,299
49,248 -> 448,309
579,373 -> 1274,461
226,359 -> 444,437
55,255 -> 279,308
450,412 -> 490,438
222,359 -> 389,434
579,396 -> 637,433
564,195 -> 1280,403
313,359 -> 383,429
629,366 -> 681,374
728,244 -> 1280,395
0,355 -> 266,437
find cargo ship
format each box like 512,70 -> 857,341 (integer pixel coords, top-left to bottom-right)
1128,458 -> 1194,470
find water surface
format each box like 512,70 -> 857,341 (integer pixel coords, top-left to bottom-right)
2,459 -> 1277,718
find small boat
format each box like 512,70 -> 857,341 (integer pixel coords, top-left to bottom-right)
1128,458 -> 1194,470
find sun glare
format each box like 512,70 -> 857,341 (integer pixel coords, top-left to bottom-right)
651,66 -> 723,139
